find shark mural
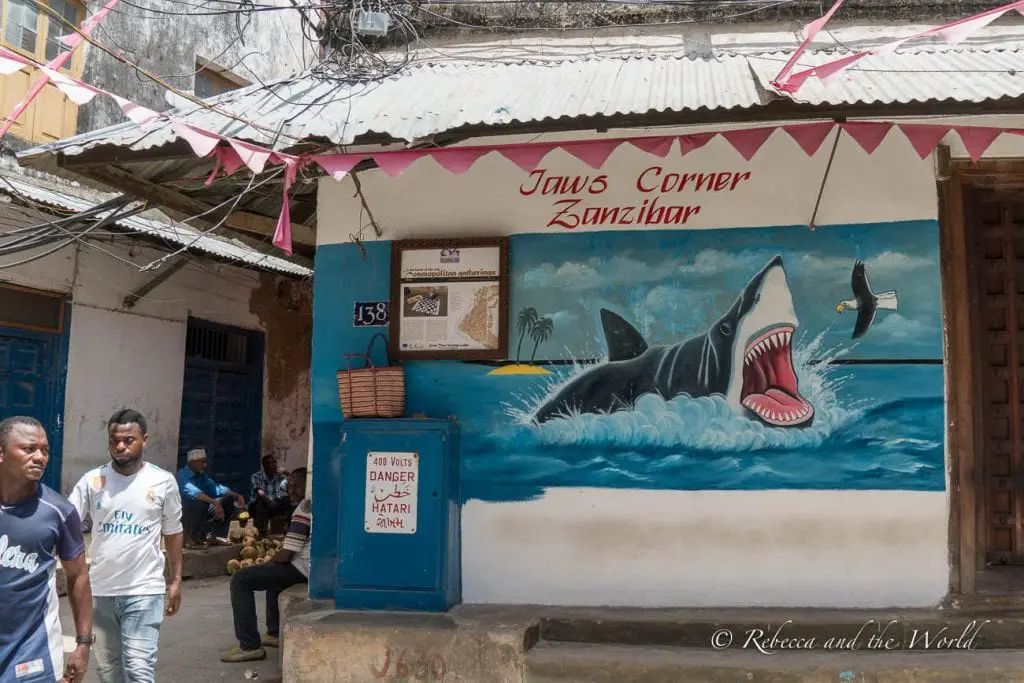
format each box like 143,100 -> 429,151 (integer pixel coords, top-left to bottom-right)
380,221 -> 947,501
534,256 -> 814,428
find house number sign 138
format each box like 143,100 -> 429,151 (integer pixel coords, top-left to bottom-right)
353,301 -> 390,327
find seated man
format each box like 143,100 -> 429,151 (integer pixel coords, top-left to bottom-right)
222,468 -> 310,663
249,453 -> 293,535
176,448 -> 247,548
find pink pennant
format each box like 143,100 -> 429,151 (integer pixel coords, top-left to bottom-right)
111,95 -> 160,126
784,122 -> 835,156
430,148 -> 489,174
171,120 -> 220,158
841,122 -> 893,154
41,67 -> 101,105
898,124 -> 951,159
936,9 -> 1010,44
228,139 -> 272,174
815,53 -> 866,84
499,144 -> 555,172
870,37 -> 911,56
629,136 -> 674,157
771,0 -> 847,89
956,126 -> 1002,162
373,150 -> 426,177
0,48 -> 30,75
678,133 -> 714,156
204,152 -> 223,187
272,159 -> 300,256
562,140 -> 622,169
311,154 -> 360,180
721,127 -> 776,161
61,0 -> 121,47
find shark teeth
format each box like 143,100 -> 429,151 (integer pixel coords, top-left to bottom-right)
743,328 -> 792,365
741,396 -> 813,425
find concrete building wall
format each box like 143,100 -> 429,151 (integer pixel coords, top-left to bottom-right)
75,0 -> 315,134
0,233 -> 311,494
311,113 -> 1024,608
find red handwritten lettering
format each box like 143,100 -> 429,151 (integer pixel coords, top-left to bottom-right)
520,169 -> 608,196
546,197 -> 700,229
636,167 -> 750,193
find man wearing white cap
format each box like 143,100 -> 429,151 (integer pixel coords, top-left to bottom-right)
175,448 -> 246,548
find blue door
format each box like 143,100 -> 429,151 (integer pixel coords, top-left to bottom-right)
0,324 -> 69,492
176,318 -> 264,498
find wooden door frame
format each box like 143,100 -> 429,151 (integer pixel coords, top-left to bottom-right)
939,150 -> 1024,596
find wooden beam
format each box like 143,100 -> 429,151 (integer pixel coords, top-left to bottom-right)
82,165 -> 317,247
123,255 -> 189,309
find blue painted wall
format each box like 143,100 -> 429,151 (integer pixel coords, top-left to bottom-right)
311,221 -> 945,539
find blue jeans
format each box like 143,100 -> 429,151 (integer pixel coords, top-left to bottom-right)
92,595 -> 165,683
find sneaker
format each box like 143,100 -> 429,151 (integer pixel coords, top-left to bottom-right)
262,634 -> 280,648
220,646 -> 266,663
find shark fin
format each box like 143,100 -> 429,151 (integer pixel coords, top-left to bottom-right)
600,309 -> 648,362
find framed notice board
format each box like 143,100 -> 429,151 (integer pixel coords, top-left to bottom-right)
389,237 -> 510,361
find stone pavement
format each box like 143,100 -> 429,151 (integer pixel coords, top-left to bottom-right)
59,577 -> 283,683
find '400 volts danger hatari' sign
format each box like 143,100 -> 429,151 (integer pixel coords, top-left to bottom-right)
364,452 -> 418,534
389,237 -> 510,361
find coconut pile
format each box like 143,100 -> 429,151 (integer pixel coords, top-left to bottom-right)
225,518 -> 283,575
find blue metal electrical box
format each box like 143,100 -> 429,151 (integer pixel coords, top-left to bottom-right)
335,418 -> 461,611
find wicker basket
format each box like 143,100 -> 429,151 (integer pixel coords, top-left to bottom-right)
336,333 -> 405,419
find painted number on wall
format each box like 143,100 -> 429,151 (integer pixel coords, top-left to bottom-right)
354,301 -> 390,327
371,648 -> 446,680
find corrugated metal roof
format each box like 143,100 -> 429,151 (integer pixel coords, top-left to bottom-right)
16,44 -> 1024,160
0,172 -> 312,277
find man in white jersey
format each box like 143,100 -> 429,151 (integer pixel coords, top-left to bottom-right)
68,409 -> 184,683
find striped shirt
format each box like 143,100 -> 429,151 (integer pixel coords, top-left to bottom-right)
281,498 -> 311,577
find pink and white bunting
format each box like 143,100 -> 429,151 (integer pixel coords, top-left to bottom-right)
7,37 -> 1024,257
773,0 -> 1024,94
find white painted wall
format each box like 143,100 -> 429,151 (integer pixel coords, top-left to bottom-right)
0,235 -> 310,494
315,113 -> 1024,608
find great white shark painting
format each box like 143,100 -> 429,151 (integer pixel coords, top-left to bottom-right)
533,255 -> 815,428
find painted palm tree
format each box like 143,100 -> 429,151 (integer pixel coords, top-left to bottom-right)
529,316 -> 554,363
515,307 -> 538,361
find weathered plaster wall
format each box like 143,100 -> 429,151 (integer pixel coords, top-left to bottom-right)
75,0 -> 315,133
310,113 -> 1024,608
0,230 -> 311,493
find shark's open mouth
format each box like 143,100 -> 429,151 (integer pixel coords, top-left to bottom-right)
740,325 -> 814,427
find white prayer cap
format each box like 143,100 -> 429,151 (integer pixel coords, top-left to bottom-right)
187,448 -> 207,462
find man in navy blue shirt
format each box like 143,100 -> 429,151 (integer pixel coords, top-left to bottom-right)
0,416 -> 93,682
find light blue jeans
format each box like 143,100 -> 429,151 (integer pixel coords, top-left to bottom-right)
92,595 -> 165,683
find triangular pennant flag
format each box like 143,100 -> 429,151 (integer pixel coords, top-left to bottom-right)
62,0 -> 120,45
629,136 -> 674,157
171,121 -> 220,157
562,140 -> 622,169
870,37 -> 911,56
203,152 -> 223,187
218,145 -> 245,176
228,138 -> 273,175
272,159 -> 300,256
936,9 -> 1009,44
678,133 -> 714,156
783,122 -> 835,156
898,124 -> 951,159
816,53 -> 866,85
841,122 -> 893,154
499,144 -> 555,172
431,148 -> 489,174
112,95 -> 160,126
311,154 -> 360,180
721,127 -> 775,161
373,150 -> 426,177
40,67 -> 100,105
956,126 -> 1002,162
0,49 -> 30,75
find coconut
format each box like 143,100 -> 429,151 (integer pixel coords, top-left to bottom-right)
242,537 -> 255,548
255,557 -> 266,565
240,547 -> 258,561
226,559 -> 241,575
240,559 -> 254,569
228,528 -> 245,543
